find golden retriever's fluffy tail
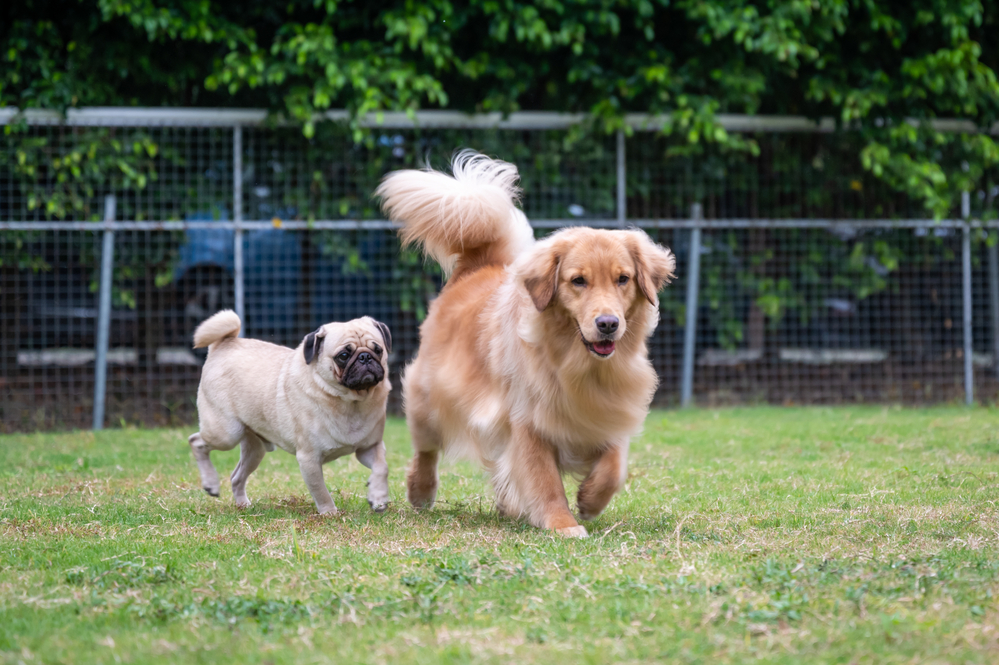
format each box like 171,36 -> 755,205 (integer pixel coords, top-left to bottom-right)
192,310 -> 241,349
375,150 -> 534,275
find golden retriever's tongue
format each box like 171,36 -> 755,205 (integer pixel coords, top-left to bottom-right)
593,340 -> 615,355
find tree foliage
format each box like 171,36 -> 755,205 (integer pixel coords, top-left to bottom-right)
3,0 -> 998,215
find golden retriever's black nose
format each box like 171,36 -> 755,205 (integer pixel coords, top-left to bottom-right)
357,351 -> 373,364
596,315 -> 619,335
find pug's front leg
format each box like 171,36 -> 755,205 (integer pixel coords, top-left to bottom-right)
296,450 -> 337,515
356,440 -> 390,513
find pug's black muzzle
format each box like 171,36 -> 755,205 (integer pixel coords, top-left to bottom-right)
341,351 -> 384,390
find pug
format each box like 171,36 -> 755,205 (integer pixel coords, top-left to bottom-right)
187,309 -> 392,515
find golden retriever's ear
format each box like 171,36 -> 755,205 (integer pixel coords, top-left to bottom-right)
522,247 -> 561,312
628,231 -> 676,305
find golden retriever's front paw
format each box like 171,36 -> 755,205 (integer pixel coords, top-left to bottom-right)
406,482 -> 437,510
555,525 -> 589,538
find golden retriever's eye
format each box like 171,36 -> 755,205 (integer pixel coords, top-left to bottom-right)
618,275 -> 629,286
571,276 -> 586,287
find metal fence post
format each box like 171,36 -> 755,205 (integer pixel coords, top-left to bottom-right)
681,203 -> 703,407
962,191 -> 973,405
616,129 -> 626,228
989,229 -> 999,381
233,125 -> 245,334
92,195 -> 116,430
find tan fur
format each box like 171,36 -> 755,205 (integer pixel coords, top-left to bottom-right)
378,152 -> 675,538
192,309 -> 240,348
188,311 -> 392,515
375,150 -> 534,278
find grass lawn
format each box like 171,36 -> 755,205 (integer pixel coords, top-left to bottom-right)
3,407 -> 999,664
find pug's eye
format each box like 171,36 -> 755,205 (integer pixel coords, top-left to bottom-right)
571,276 -> 586,287
618,274 -> 630,286
371,343 -> 382,357
334,348 -> 351,368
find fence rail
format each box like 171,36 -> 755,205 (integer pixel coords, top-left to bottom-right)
1,109 -> 998,431
4,107 -> 999,133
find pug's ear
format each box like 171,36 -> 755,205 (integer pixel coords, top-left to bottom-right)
372,319 -> 392,354
303,327 -> 327,364
522,244 -> 561,312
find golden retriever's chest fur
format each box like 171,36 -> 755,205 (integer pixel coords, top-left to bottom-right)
504,343 -> 657,462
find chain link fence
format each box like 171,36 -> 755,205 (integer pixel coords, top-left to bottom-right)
1,110 -> 998,431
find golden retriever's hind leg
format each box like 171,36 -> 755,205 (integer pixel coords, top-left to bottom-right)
577,443 -> 628,521
406,414 -> 441,509
507,424 -> 587,538
407,450 -> 440,509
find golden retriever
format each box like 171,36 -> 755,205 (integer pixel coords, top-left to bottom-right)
376,151 -> 675,537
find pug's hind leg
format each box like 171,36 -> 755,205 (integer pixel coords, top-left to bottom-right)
296,451 -> 338,515
356,440 -> 390,513
189,432 -> 221,497
231,431 -> 267,509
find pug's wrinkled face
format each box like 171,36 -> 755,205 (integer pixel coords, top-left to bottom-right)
302,317 -> 392,392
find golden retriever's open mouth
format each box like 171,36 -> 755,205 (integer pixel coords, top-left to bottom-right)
585,339 -> 616,358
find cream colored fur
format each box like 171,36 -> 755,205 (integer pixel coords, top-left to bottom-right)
189,311 -> 392,515
378,152 -> 675,538
375,149 -> 534,276
192,308 -> 240,348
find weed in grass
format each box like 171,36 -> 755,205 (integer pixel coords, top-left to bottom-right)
65,558 -> 177,589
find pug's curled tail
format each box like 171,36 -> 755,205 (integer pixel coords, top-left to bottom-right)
193,310 -> 241,349
375,150 -> 534,278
